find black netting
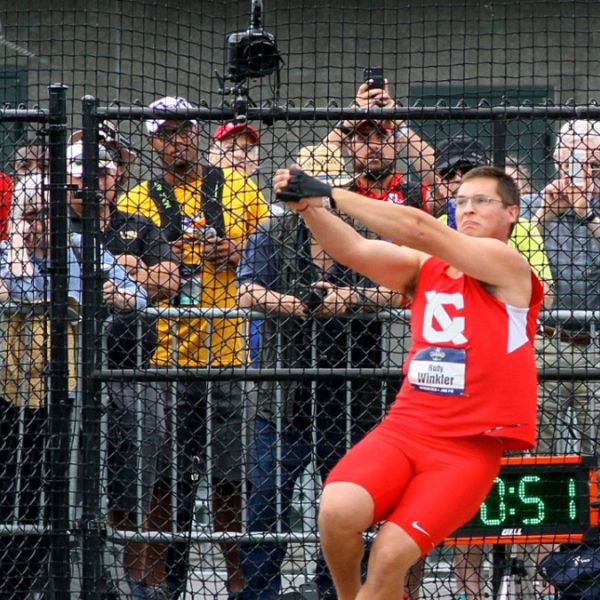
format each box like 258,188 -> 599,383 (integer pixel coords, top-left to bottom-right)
1,2 -> 600,600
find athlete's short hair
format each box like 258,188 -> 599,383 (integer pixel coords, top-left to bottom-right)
461,165 -> 521,208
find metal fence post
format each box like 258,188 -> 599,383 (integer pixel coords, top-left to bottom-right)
79,95 -> 108,600
493,118 -> 508,169
47,82 -> 71,600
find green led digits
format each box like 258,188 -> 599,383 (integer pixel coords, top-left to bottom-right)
450,463 -> 590,538
475,472 -> 581,528
519,475 -> 544,525
569,478 -> 577,520
480,477 -> 506,525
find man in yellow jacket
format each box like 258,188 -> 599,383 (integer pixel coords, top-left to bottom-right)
117,96 -> 269,599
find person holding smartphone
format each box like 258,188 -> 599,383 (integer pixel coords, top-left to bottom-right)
529,119 -> 600,459
322,70 -> 436,192
514,119 -> 600,600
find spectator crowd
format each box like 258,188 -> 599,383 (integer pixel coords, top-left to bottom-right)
1,79 -> 599,600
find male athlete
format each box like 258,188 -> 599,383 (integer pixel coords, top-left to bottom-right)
273,165 -> 542,600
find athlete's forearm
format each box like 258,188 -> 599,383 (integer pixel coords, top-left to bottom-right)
329,187 -> 432,249
275,168 -> 442,259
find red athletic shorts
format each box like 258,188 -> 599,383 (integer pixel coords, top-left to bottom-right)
324,418 -> 503,554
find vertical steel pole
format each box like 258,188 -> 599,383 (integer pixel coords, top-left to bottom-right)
80,95 -> 107,600
47,82 -> 71,600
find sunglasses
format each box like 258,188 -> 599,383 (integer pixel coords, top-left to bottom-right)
154,122 -> 196,141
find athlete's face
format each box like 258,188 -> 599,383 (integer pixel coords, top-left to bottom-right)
455,177 -> 518,240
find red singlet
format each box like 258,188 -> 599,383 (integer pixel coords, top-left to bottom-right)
326,257 -> 543,553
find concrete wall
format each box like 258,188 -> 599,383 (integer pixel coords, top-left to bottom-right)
3,0 -> 599,111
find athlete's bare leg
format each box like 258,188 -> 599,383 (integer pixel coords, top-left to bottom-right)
357,522 -> 421,600
318,483 -> 374,600
406,557 -> 425,599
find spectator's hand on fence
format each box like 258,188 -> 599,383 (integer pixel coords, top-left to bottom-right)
114,253 -> 142,276
102,280 -> 138,311
262,292 -> 307,317
311,281 -> 356,317
284,294 -> 311,317
238,283 -> 307,318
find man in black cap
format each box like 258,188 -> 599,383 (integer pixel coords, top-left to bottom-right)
432,136 -> 490,224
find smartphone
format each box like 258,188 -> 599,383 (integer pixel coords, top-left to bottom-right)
363,67 -> 385,89
568,148 -> 587,188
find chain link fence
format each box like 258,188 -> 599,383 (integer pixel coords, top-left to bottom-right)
2,2 -> 600,600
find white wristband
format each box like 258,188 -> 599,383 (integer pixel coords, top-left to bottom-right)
322,196 -> 333,210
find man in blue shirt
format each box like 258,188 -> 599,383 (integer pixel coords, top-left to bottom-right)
236,209 -> 405,600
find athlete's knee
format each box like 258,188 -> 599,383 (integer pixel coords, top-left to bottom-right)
318,482 -> 374,536
372,540 -> 418,575
367,523 -> 422,582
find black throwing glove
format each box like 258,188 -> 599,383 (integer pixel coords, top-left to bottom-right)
276,168 -> 334,202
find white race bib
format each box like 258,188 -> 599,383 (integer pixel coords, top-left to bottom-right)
408,346 -> 466,396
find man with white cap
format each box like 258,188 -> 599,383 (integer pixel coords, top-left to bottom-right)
67,120 -> 138,192
67,141 -> 122,235
67,138 -> 180,599
117,96 -> 269,599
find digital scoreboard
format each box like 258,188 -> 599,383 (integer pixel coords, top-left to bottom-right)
446,455 -> 598,545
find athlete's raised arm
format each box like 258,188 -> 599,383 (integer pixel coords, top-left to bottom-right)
273,166 -> 532,307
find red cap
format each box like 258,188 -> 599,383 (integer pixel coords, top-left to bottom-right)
213,122 -> 260,144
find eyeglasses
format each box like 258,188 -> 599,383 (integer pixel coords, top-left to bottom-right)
154,122 -> 196,141
455,195 -> 506,209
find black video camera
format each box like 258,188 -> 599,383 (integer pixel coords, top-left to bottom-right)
227,29 -> 280,83
226,0 -> 281,83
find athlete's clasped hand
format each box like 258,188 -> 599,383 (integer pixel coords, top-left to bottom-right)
274,167 -> 334,206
